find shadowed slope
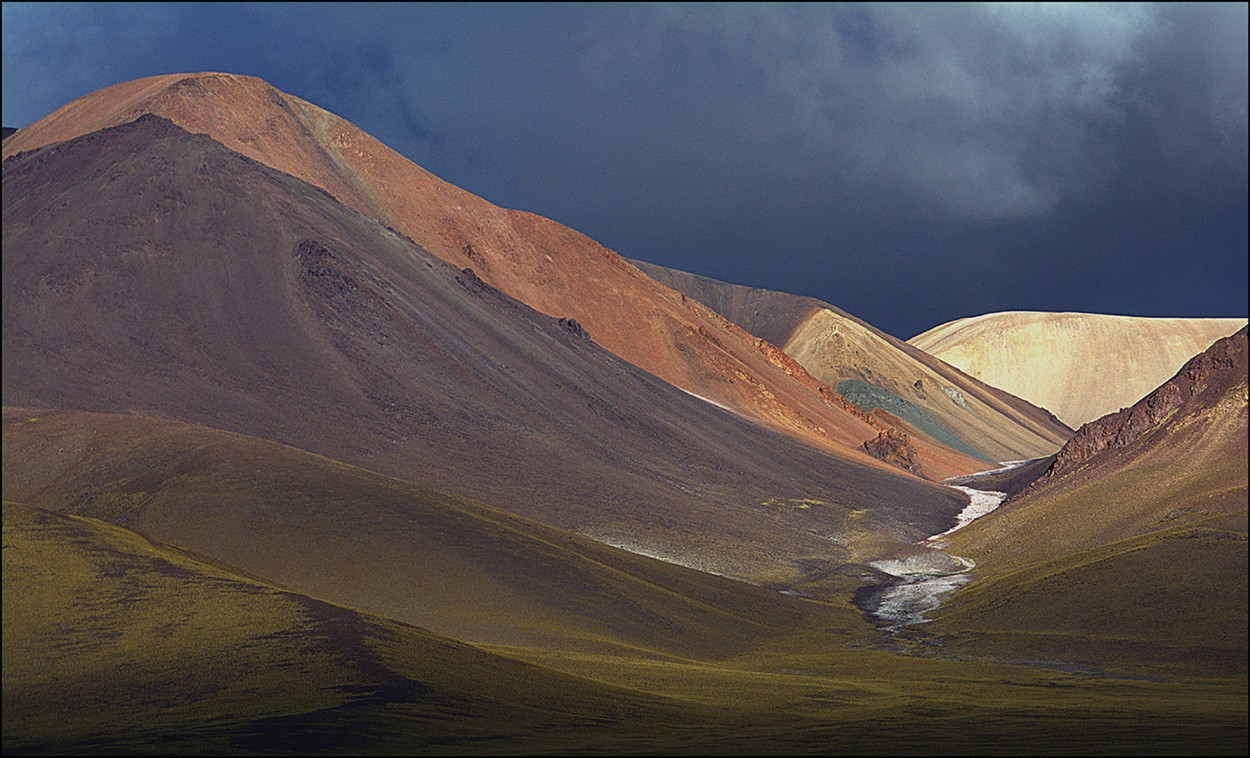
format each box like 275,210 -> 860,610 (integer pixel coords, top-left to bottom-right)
1,116 -> 966,588
910,311 -> 1247,427
929,328 -> 1249,678
1,71 -> 900,466
630,259 -> 1071,470
2,407 -> 822,653
0,499 -> 712,755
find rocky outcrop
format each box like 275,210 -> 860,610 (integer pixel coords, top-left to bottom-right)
863,427 -> 924,476
557,317 -> 590,341
941,384 -> 968,409
1036,326 -> 1248,486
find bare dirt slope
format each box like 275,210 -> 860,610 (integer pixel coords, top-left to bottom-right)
931,328 -> 1248,677
910,311 -> 1246,427
2,115 -> 965,590
2,72 -> 907,468
631,260 -> 1072,466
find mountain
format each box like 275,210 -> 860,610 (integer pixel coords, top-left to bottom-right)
928,327 -> 1248,678
1,71 -> 948,474
4,73 -> 1246,755
909,310 -> 1247,427
630,260 -> 1072,466
1,114 -> 966,593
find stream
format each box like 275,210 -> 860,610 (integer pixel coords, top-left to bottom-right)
856,461 -> 1026,634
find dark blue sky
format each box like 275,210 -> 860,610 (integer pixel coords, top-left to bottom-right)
4,3 -> 1246,339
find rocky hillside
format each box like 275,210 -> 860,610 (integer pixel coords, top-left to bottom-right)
1,72 -> 922,472
931,327 -> 1247,678
1038,325 -> 1248,485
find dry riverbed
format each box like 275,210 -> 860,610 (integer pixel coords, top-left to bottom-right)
855,461 -> 1030,634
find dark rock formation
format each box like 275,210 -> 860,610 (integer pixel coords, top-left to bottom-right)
558,317 -> 590,341
863,427 -> 924,476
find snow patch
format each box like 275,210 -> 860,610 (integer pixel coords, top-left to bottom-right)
926,486 -> 1008,541
863,461 -> 1017,633
679,387 -> 734,413
577,529 -> 728,578
872,574 -> 973,632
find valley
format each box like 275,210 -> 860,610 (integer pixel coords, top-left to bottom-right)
3,71 -> 1246,755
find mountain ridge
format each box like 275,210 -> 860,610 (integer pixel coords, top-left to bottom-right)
1,112 -> 965,592
629,258 -> 1073,464
2,72 -> 957,474
930,328 -> 1247,678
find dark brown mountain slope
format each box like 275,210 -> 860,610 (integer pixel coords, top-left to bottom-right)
0,72 -> 925,473
1,115 -> 965,590
630,259 -> 1072,465
1032,325 -> 1249,490
928,328 -> 1248,677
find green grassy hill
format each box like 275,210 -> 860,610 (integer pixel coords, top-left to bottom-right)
929,330 -> 1249,679
2,500 -> 685,754
2,407 -> 822,656
7,499 -> 1247,755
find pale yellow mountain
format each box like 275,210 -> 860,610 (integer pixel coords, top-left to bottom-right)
909,311 -> 1246,427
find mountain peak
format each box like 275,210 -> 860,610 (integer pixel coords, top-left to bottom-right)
6,73 -> 927,472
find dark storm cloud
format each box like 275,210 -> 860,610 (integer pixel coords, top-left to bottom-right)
3,3 -> 1245,338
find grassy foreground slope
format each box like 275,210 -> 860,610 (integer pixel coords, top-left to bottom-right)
6,494 -> 1248,755
2,500 -> 688,755
930,329 -> 1249,679
1,407 -> 829,654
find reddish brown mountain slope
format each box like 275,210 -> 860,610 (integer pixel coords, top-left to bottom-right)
949,325 -> 1247,571
1035,325 -> 1249,489
2,115 -> 966,590
1,72 -> 909,471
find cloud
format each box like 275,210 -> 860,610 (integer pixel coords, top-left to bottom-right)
623,3 -> 1166,221
3,3 -> 1245,338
